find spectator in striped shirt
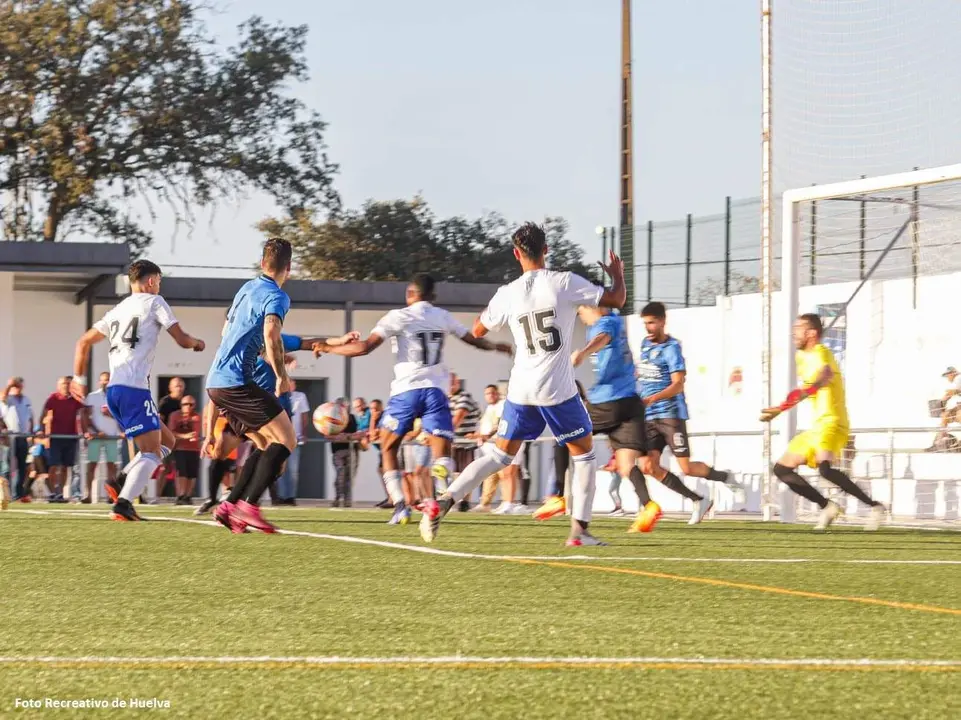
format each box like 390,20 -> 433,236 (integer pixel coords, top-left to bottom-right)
449,373 -> 481,511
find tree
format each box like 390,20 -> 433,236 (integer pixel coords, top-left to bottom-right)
691,270 -> 780,306
0,0 -> 339,253
258,198 -> 602,284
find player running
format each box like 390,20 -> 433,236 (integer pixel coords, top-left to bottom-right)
199,324 -> 356,516
762,313 -> 886,531
205,238 -> 300,534
562,305 -> 663,533
71,260 -> 205,521
636,301 -> 745,524
430,222 -> 626,546
321,273 -> 513,526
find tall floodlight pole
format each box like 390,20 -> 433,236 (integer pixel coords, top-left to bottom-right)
760,0 -> 775,521
620,0 -> 635,311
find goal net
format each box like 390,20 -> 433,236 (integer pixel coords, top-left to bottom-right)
772,2 -> 961,523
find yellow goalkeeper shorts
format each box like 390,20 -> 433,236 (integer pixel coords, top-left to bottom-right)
786,425 -> 850,468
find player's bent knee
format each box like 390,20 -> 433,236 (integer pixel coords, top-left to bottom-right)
773,463 -> 798,481
817,460 -> 834,479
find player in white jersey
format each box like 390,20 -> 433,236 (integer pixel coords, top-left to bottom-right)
71,260 -> 205,521
429,222 -> 626,546
322,274 -> 512,524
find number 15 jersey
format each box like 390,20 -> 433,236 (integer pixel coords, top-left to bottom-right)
94,293 -> 178,390
371,301 -> 469,397
481,270 -> 602,406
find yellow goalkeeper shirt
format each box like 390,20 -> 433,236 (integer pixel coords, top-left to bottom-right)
796,343 -> 849,429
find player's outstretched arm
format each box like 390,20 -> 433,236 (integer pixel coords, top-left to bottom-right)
71,328 -> 106,401
597,250 -> 627,309
461,318 -> 512,356
315,333 -> 384,358
760,364 -> 833,422
167,324 -> 205,352
571,333 -> 611,367
264,315 -> 291,394
300,332 -> 360,353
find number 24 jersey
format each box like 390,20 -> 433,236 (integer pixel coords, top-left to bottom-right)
94,293 -> 179,390
481,269 -> 603,407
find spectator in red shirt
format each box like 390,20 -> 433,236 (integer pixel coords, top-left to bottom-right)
168,395 -> 202,505
42,376 -> 83,503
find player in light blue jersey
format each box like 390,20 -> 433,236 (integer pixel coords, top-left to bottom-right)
566,306 -> 663,533
205,238 -> 298,534
637,302 -> 745,524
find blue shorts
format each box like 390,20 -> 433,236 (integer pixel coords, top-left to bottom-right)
381,388 -> 454,440
105,386 -> 161,439
497,395 -> 592,444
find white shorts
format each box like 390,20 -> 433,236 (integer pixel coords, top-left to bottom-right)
403,443 -> 430,473
481,441 -> 525,467
946,395 -> 960,412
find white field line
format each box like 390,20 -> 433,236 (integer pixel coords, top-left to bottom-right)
4,509 -> 961,566
0,655 -> 959,669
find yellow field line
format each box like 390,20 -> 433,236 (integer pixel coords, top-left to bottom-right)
507,559 -> 961,617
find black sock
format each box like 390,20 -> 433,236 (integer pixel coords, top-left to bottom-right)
209,460 -> 229,502
574,519 -> 589,534
552,446 -> 570,497
245,443 -> 291,506
439,496 -> 455,516
660,471 -> 702,501
628,466 -> 652,506
706,467 -> 729,483
818,462 -> 880,507
774,463 -> 829,508
227,449 -> 262,504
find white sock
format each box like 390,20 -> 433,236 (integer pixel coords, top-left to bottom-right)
571,450 -> 597,524
383,470 -> 404,505
430,456 -> 455,494
120,452 -> 160,502
446,449 -> 513,502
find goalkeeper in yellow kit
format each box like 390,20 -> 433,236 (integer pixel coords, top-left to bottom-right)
761,313 -> 886,531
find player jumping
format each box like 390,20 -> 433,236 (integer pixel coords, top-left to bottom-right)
761,313 -> 886,531
71,260 -> 205,521
636,301 -> 745,524
206,238 -> 299,534
430,223 -> 626,546
563,305 -> 663,533
321,273 -> 513,526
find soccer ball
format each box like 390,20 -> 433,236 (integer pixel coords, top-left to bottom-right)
313,402 -> 348,436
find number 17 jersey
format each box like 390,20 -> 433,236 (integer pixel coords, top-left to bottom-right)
481,269 -> 603,406
93,293 -> 179,390
371,301 -> 469,397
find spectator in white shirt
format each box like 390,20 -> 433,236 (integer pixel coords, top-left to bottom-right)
277,379 -> 310,504
471,384 -> 527,515
81,372 -> 121,503
0,377 -> 35,501
931,366 -> 961,450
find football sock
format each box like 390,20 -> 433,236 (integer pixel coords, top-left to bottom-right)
226,448 -> 262,504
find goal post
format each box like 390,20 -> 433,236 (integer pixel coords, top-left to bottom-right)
777,163 -> 961,521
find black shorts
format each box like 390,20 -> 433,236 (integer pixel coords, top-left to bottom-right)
207,384 -> 285,438
174,450 -> 200,479
452,443 -> 476,473
646,418 -> 690,458
587,395 -> 646,453
48,438 -> 78,468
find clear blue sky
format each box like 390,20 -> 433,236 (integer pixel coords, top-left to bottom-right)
146,0 -> 762,277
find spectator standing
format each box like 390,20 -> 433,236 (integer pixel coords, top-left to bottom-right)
353,397 -> 371,435
0,415 -> 8,509
155,377 -> 185,496
168,395 -> 202,504
330,397 -> 364,507
449,373 -> 481,511
368,399 -> 391,508
0,377 -> 34,501
278,379 -> 310,504
930,366 -> 961,451
81,371 -> 121,503
42,377 -> 83,502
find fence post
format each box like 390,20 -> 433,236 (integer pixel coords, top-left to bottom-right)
724,196 -> 732,296
809,198 -> 817,285
859,175 -> 867,280
887,428 -> 896,517
685,213 -> 693,307
646,219 -> 654,302
911,167 -> 921,309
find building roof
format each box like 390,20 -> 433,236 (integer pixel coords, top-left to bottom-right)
0,241 -> 129,298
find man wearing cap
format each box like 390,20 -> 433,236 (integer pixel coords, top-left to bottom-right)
931,366 -> 961,450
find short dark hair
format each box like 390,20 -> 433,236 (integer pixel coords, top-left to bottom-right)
485,384 -> 498,392
512,222 -> 547,259
410,273 -> 436,301
262,237 -> 292,274
128,259 -> 162,284
641,301 -> 667,319
798,313 -> 823,337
